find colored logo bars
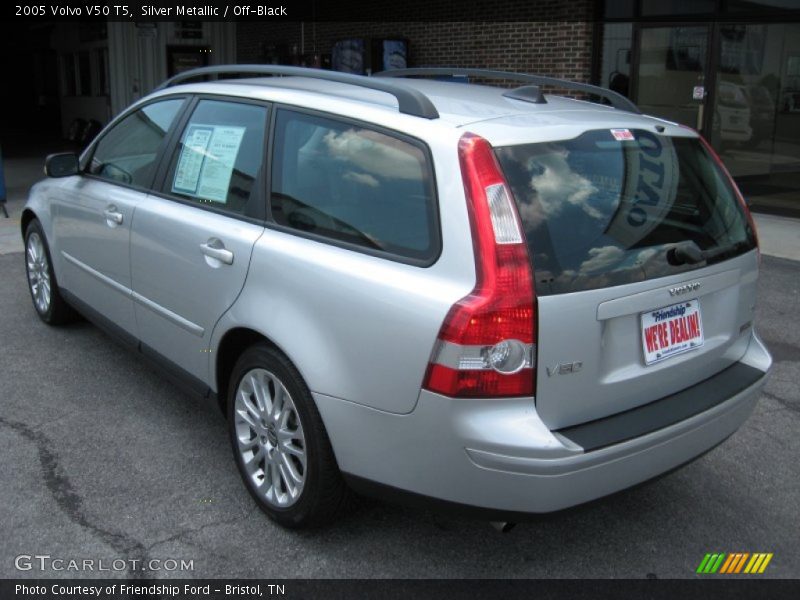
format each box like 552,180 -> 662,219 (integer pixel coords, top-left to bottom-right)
696,553 -> 773,574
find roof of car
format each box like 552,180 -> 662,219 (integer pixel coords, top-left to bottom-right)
152,75 -> 691,144
237,76 -> 616,121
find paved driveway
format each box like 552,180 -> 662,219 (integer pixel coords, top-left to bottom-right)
0,252 -> 798,579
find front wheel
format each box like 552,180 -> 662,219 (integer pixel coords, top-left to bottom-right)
228,343 -> 352,528
24,219 -> 79,325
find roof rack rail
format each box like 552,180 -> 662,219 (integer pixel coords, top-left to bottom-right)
155,64 -> 440,120
374,68 -> 641,114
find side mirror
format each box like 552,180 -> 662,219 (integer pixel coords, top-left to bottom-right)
44,153 -> 79,178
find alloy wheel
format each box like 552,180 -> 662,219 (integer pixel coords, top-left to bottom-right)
234,368 -> 307,508
26,232 -> 51,315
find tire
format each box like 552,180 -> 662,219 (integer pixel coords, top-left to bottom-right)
228,343 -> 352,528
24,219 -> 80,325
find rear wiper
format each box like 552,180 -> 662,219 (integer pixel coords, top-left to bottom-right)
668,242 -> 703,265
667,241 -> 750,266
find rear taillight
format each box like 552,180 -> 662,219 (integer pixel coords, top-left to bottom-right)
683,126 -> 760,259
422,133 -> 536,398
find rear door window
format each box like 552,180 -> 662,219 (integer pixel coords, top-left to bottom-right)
270,109 -> 438,262
495,129 -> 757,295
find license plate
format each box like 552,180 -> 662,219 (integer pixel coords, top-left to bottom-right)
641,299 -> 704,365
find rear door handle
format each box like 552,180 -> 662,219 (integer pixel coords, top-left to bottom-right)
103,206 -> 123,226
200,239 -> 234,265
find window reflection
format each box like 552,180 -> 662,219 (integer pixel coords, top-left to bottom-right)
599,18 -> 800,214
271,110 -> 436,260
711,23 -> 800,214
496,130 -> 756,295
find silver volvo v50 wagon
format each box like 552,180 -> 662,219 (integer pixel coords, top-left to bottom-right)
22,66 -> 772,528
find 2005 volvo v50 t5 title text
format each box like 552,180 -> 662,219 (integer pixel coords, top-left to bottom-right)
22,65 -> 771,528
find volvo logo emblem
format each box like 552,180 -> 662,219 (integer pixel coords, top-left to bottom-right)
669,282 -> 700,296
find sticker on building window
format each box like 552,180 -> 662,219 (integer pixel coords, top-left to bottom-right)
172,124 -> 246,203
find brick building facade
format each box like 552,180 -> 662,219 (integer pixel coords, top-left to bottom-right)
236,6 -> 596,83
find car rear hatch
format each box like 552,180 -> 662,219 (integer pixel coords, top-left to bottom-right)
492,125 -> 759,430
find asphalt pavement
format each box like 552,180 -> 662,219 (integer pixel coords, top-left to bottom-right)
0,249 -> 798,579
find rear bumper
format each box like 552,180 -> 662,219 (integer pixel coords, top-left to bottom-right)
315,332 -> 771,515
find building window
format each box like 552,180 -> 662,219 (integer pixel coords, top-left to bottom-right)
96,48 -> 109,96
62,54 -> 76,96
77,52 -> 91,96
640,0 -> 716,15
600,23 -> 633,97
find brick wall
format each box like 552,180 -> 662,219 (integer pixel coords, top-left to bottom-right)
235,4 -> 596,83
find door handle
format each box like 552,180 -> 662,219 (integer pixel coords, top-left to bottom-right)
103,206 -> 123,226
200,239 -> 234,265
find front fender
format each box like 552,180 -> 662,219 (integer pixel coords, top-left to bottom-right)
22,177 -> 70,280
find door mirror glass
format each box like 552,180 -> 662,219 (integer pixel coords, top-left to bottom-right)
44,153 -> 79,178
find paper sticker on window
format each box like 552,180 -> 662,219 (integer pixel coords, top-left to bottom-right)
610,128 -> 634,141
172,124 -> 246,204
173,127 -> 212,194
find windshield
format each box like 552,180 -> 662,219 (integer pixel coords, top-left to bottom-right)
495,129 -> 757,296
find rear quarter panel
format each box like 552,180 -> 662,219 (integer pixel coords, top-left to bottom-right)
211,128 -> 477,414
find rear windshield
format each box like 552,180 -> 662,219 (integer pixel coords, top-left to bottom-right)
495,129 -> 757,296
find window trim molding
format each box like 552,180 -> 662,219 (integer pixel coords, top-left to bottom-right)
265,104 -> 443,268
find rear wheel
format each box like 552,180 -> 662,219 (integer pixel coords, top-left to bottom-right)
228,343 -> 351,528
24,219 -> 79,325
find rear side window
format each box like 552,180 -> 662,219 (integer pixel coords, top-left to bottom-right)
495,130 -> 757,296
270,109 -> 438,262
88,99 -> 184,188
166,99 -> 268,218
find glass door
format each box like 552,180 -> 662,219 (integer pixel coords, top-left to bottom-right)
634,25 -> 712,133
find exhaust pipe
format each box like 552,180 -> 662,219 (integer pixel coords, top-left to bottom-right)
490,521 -> 516,533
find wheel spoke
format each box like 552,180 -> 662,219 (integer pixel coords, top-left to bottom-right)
28,239 -> 38,262
235,406 -> 259,430
271,379 -> 286,421
281,439 -> 305,460
270,463 -> 282,494
250,373 -> 267,413
278,464 -> 297,499
239,387 -> 261,419
41,281 -> 51,307
244,444 -> 265,466
279,452 -> 303,484
238,435 -> 259,450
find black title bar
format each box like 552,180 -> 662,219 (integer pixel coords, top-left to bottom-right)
5,0 -> 800,22
3,579 -> 800,600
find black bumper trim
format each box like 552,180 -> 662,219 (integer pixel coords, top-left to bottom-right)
555,361 -> 764,452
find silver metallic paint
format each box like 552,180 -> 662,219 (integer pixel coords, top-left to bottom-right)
23,76 -> 772,514
313,333 -> 770,513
